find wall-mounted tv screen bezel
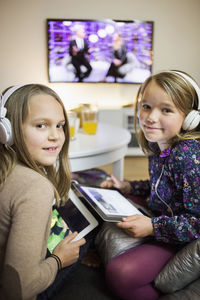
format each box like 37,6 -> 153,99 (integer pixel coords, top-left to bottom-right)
47,19 -> 154,84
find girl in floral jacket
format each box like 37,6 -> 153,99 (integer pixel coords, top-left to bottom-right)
100,70 -> 200,300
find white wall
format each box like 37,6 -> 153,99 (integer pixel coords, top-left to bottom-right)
0,0 -> 200,109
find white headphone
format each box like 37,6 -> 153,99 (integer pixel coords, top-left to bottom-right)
0,85 -> 25,145
170,71 -> 200,131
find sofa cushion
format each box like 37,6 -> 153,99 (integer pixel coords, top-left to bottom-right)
154,239 -> 200,293
158,277 -> 200,300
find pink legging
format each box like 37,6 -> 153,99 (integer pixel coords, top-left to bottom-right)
105,241 -> 179,300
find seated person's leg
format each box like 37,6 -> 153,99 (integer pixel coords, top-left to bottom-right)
105,241 -> 178,300
81,57 -> 92,78
71,58 -> 82,80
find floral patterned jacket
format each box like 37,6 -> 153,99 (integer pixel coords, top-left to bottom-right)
129,139 -> 200,244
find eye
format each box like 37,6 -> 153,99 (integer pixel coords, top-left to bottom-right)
36,123 -> 46,129
57,123 -> 65,129
142,103 -> 151,110
162,108 -> 172,113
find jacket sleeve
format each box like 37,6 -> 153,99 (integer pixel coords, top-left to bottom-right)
129,179 -> 151,198
152,143 -> 200,243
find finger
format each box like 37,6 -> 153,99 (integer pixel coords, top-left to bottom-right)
64,231 -> 78,242
74,237 -> 86,247
110,174 -> 121,188
117,216 -> 132,223
100,181 -> 109,187
122,215 -> 141,222
107,181 -> 114,188
117,222 -> 129,228
117,220 -> 135,229
100,181 -> 113,188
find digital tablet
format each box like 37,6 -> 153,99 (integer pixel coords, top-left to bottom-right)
71,181 -> 143,222
56,188 -> 99,241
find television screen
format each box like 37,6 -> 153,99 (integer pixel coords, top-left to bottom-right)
47,19 -> 153,84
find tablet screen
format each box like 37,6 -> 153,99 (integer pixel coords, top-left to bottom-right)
57,198 -> 90,233
47,208 -> 70,253
57,189 -> 99,241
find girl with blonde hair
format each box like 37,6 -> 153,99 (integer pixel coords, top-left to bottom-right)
98,70 -> 200,299
0,84 -> 88,300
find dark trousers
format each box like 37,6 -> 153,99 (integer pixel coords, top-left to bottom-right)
71,55 -> 92,81
106,58 -> 128,82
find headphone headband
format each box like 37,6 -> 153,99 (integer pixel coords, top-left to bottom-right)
0,85 -> 27,119
170,71 -> 200,110
0,84 -> 27,145
1,85 -> 26,107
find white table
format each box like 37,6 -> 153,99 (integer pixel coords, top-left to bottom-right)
69,123 -> 131,180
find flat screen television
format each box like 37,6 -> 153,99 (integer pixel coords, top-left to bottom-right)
47,19 -> 153,84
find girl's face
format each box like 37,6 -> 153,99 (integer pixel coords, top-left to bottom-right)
22,94 -> 66,166
139,80 -> 185,151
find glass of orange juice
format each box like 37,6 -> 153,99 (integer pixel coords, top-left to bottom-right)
82,104 -> 98,134
67,111 -> 77,140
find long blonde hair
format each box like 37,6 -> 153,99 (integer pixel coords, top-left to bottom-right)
134,71 -> 200,155
0,84 -> 71,206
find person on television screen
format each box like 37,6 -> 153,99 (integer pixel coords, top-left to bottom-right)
69,26 -> 92,82
0,84 -> 97,300
103,33 -> 128,82
96,70 -> 200,299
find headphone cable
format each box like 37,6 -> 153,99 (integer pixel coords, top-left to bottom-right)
154,164 -> 174,217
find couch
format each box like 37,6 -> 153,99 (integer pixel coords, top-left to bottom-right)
155,239 -> 200,299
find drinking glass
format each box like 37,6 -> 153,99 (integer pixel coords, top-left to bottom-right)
82,105 -> 98,134
67,111 -> 77,140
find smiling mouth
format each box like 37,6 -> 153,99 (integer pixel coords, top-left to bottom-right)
43,147 -> 58,152
144,125 -> 162,130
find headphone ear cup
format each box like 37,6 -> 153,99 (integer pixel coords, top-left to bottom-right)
182,110 -> 200,131
0,117 -> 13,145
